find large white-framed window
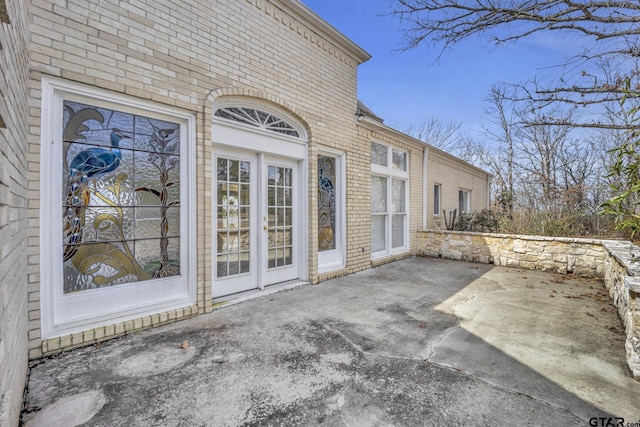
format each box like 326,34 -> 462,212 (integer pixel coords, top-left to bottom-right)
40,77 -> 196,339
434,184 -> 441,216
371,142 -> 409,258
317,148 -> 346,273
459,189 -> 471,213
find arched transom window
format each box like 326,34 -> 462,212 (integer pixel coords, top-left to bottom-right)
214,106 -> 301,138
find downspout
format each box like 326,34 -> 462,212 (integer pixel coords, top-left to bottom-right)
423,146 -> 429,229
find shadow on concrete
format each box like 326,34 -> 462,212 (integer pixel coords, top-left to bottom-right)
21,257 -> 640,426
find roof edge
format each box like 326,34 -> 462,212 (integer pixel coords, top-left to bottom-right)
358,116 -> 492,178
278,0 -> 372,64
357,100 -> 384,123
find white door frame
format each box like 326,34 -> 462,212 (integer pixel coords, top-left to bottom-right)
212,119 -> 308,297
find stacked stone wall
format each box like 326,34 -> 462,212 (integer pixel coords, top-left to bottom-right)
417,230 -> 640,378
601,241 -> 640,378
418,230 -> 605,276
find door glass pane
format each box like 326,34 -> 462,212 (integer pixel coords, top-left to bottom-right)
240,161 -> 250,183
216,157 -> 250,278
268,166 -> 277,185
240,207 -> 250,228
217,158 -> 227,181
277,167 -> 284,186
228,160 -> 239,181
392,214 -> 405,248
318,155 -> 336,252
217,254 -> 228,278
267,164 -> 293,269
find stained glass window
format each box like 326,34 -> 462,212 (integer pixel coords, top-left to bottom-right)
62,100 -> 181,293
318,155 -> 336,252
214,107 -> 300,137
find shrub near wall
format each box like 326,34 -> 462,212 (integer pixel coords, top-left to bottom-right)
417,230 -> 640,379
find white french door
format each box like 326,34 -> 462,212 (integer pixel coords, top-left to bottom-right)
262,156 -> 299,285
213,149 -> 300,297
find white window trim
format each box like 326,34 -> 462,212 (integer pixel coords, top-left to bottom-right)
370,141 -> 410,259
40,77 -> 196,339
318,148 -> 346,274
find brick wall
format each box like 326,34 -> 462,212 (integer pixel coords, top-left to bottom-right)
426,150 -> 489,230
26,0 -> 372,356
0,0 -> 31,424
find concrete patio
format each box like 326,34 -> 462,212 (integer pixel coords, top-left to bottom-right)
21,257 -> 640,426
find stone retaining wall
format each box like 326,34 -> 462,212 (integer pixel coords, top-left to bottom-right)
417,230 -> 640,379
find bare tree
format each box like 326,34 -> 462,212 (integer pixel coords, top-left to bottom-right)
516,109 -> 574,213
481,84 -> 517,214
392,0 -> 640,129
401,117 -> 462,151
399,116 -> 486,165
477,81 -> 619,235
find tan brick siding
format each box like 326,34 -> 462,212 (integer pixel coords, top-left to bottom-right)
24,0 -> 489,358
27,0 -> 372,355
427,150 -> 489,229
0,0 -> 31,425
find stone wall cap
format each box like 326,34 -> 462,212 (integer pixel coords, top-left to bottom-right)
624,276 -> 640,293
419,229 -> 605,245
602,240 -> 640,276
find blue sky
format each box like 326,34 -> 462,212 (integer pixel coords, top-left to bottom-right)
301,0 -> 580,136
